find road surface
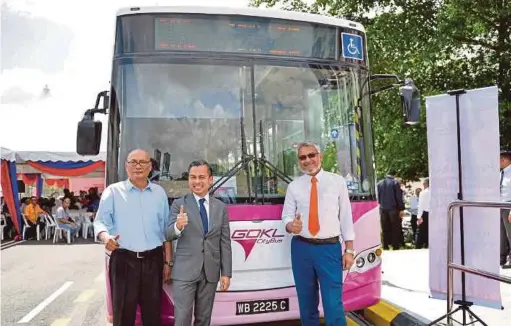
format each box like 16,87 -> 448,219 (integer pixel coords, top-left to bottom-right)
1,239 -> 305,326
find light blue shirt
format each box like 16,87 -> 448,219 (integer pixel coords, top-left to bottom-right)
94,179 -> 170,252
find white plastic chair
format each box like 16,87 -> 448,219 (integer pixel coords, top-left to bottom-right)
42,214 -> 57,240
0,214 -> 6,240
81,212 -> 94,239
49,215 -> 72,244
22,214 -> 41,241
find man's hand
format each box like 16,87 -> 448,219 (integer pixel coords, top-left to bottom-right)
418,218 -> 423,226
163,265 -> 171,284
286,213 -> 302,234
343,251 -> 354,270
176,205 -> 188,231
102,234 -> 120,251
219,276 -> 230,291
399,210 -> 405,218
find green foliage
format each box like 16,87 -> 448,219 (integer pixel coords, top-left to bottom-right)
250,0 -> 511,181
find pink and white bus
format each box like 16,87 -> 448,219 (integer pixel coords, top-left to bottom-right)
77,5 -> 420,325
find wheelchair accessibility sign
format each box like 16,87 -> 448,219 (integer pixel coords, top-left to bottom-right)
341,33 -> 364,61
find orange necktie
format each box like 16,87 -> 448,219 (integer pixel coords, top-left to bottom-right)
309,176 -> 320,236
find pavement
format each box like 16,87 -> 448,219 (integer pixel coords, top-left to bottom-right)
380,249 -> 511,326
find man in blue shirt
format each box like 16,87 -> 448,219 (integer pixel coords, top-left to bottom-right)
94,149 -> 172,326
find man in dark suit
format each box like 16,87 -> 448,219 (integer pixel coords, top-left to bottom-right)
376,170 -> 405,250
167,160 -> 232,326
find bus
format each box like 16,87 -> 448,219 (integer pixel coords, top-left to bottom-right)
76,6 -> 420,325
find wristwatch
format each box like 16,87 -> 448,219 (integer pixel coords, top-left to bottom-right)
345,249 -> 355,256
165,261 -> 174,267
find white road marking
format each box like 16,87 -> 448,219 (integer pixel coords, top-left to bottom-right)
17,281 -> 73,323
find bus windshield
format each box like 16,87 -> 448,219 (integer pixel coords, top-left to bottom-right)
116,60 -> 373,202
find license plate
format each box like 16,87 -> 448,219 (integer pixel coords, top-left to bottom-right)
236,298 -> 289,315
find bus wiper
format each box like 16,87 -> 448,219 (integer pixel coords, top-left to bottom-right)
210,119 -> 293,197
210,115 -> 253,199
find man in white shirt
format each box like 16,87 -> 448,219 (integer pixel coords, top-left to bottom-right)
499,150 -> 511,269
282,141 -> 355,326
409,188 -> 421,241
415,178 -> 430,249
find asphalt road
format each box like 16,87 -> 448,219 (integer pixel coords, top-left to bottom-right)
0,238 -> 303,326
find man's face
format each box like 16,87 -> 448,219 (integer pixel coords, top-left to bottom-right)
415,188 -> 421,196
298,145 -> 322,175
30,197 -> 38,205
188,165 -> 213,197
501,156 -> 510,170
125,150 -> 151,180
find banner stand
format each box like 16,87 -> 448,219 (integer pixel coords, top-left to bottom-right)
428,89 -> 487,326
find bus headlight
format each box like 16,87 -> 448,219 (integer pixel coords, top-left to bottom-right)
349,245 -> 382,274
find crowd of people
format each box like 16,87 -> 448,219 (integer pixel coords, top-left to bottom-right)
0,187 -> 101,241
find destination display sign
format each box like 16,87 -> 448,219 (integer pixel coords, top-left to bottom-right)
153,15 -> 337,59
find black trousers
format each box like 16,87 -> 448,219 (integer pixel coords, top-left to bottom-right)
26,219 -> 46,239
415,211 -> 429,249
380,209 -> 402,250
410,214 -> 418,240
500,209 -> 511,264
109,246 -> 164,326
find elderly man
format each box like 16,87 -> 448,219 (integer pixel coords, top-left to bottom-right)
94,149 -> 172,326
282,141 -> 355,326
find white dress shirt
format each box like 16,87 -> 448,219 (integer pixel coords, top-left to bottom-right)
174,193 -> 210,235
281,169 -> 355,241
501,164 -> 511,202
418,187 -> 430,219
409,195 -> 419,215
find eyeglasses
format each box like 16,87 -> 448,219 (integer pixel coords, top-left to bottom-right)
298,152 -> 319,161
127,160 -> 151,167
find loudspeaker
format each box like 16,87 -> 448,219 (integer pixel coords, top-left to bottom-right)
17,180 -> 26,193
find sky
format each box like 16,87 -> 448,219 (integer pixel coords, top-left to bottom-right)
0,0 -> 250,152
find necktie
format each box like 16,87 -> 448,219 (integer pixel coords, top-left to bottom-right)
309,176 -> 320,236
199,198 -> 209,234
501,170 -> 505,192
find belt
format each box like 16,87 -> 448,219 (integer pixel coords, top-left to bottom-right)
296,236 -> 339,245
117,246 -> 162,259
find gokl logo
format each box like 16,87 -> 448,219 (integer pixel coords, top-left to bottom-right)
232,228 -> 285,261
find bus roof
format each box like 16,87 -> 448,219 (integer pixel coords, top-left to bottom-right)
116,6 -> 365,32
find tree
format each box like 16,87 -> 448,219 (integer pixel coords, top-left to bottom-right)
250,0 -> 511,181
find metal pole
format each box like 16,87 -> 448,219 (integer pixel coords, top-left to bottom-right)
447,205 -> 455,325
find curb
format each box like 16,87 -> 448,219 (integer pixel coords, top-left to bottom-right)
360,299 -> 429,326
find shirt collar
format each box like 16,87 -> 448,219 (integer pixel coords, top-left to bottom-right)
193,192 -> 209,203
307,169 -> 324,182
125,178 -> 153,191
503,164 -> 511,174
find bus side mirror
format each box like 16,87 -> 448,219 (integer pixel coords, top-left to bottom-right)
400,79 -> 421,125
77,116 -> 102,155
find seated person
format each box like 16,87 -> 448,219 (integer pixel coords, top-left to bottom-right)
55,198 -> 79,239
23,196 -> 47,239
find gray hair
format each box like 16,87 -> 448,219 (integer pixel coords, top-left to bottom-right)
296,141 -> 321,153
423,177 -> 429,186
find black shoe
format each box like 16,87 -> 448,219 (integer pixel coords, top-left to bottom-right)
502,261 -> 511,269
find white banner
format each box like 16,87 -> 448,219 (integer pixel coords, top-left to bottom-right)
426,86 -> 502,309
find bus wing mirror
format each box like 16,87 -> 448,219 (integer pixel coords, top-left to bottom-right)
399,79 -> 421,125
77,115 -> 102,155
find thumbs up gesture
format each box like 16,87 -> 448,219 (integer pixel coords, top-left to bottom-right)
288,213 -> 302,234
104,234 -> 120,251
176,205 -> 188,231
